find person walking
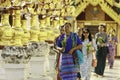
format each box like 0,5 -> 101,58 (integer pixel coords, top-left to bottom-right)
80,28 -> 97,80
54,25 -> 65,80
107,29 -> 118,69
94,24 -> 109,77
57,22 -> 82,80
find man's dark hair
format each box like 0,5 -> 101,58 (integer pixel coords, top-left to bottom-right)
59,25 -> 64,30
99,24 -> 106,28
64,22 -> 72,27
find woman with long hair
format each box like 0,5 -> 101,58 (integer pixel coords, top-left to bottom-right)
80,28 -> 97,80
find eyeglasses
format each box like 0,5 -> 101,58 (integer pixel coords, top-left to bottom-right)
83,31 -> 88,34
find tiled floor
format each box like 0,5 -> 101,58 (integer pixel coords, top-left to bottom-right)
90,59 -> 120,80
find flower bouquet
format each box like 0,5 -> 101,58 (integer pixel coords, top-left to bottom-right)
62,36 -> 67,47
86,42 -> 92,54
97,37 -> 103,45
86,42 -> 94,54
110,33 -> 115,37
98,37 -> 103,43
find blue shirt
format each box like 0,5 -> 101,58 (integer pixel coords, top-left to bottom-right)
58,32 -> 82,53
56,34 -> 65,47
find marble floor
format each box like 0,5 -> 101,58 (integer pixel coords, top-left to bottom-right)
90,59 -> 120,80
0,56 -> 120,80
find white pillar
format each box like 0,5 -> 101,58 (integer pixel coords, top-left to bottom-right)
0,50 -> 6,80
117,25 -> 120,56
3,64 -> 25,80
29,42 -> 53,80
47,44 -> 57,80
29,56 -> 53,80
29,56 -> 46,77
0,68 -> 6,80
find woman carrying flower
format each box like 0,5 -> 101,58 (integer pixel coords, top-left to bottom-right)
80,28 -> 97,80
107,29 -> 118,69
57,22 -> 82,80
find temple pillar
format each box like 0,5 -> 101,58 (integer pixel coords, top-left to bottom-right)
117,25 -> 120,57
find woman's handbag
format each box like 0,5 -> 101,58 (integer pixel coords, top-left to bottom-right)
71,33 -> 84,66
92,52 -> 97,67
76,50 -> 84,64
92,59 -> 97,67
72,50 -> 84,68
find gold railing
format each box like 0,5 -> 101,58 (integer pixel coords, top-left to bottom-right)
105,0 -> 114,6
105,0 -> 120,7
0,0 -> 11,8
75,1 -> 89,17
75,0 -> 120,25
99,1 -> 120,25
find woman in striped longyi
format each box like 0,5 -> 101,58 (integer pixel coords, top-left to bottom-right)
57,23 -> 82,80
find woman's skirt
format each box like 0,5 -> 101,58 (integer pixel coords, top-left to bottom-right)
60,53 -> 78,80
